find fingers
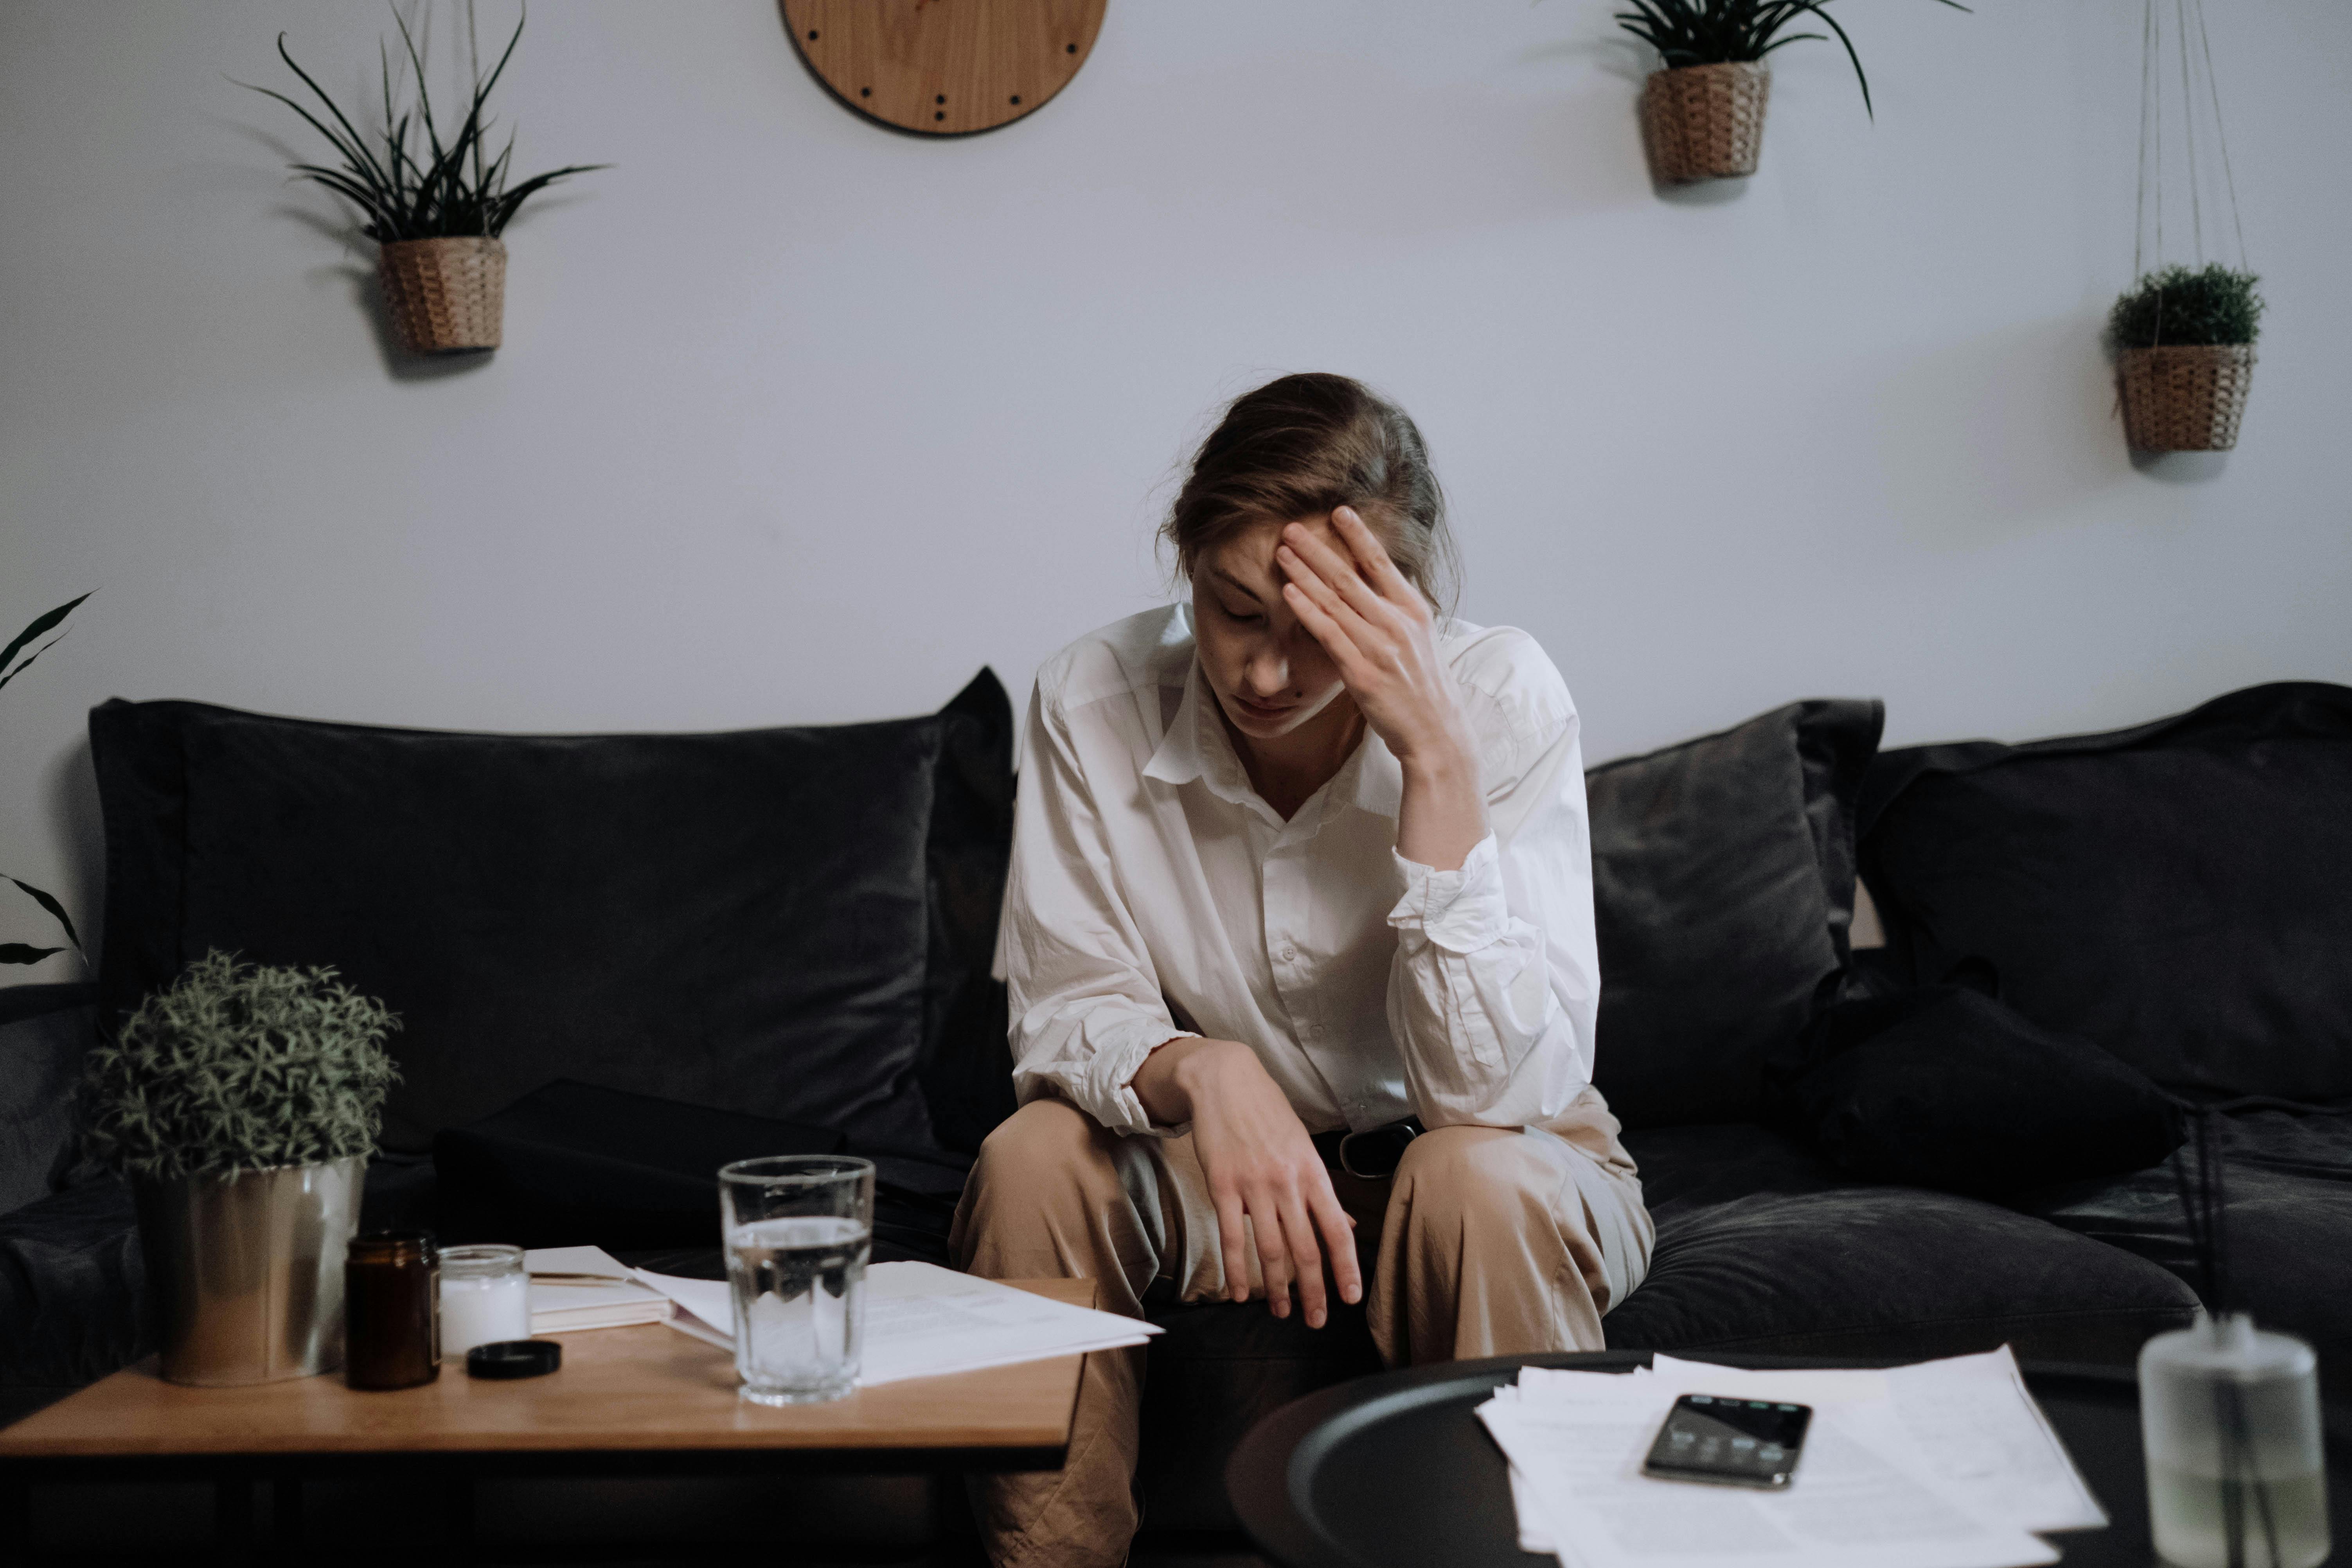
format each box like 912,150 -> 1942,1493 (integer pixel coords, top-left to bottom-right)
1281,522 -> 1391,627
1280,573 -> 1365,677
1330,506 -> 1422,608
1214,1189 -> 1254,1306
1277,1189 -> 1328,1327
1254,1195 -> 1296,1319
1307,1173 -> 1365,1307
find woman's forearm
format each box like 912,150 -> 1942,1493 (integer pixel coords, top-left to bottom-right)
1393,730 -> 1489,872
1131,1034 -> 1214,1126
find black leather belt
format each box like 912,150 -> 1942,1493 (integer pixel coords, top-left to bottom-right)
1311,1117 -> 1424,1180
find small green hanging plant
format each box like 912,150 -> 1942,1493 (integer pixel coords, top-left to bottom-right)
2109,265 -> 2265,452
2,592 -> 93,968
2107,264 -> 2264,351
83,952 -> 402,1183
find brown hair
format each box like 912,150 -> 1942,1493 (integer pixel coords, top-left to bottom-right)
1162,373 -> 1459,614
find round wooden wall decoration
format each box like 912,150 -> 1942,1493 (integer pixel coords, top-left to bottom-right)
783,0 -> 1107,137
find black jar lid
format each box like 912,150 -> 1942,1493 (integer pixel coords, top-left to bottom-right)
466,1340 -> 561,1379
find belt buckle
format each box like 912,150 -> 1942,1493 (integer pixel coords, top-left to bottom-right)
1337,1120 -> 1418,1180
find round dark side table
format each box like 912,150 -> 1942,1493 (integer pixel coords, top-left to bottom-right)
1227,1350 -> 2349,1568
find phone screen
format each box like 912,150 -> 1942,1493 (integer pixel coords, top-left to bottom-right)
1641,1394 -> 1812,1489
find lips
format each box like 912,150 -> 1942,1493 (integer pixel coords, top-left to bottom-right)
1233,694 -> 1296,721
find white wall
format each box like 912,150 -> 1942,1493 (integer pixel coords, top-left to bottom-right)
5,0 -> 2349,979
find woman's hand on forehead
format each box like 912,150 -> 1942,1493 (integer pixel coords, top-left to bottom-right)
1275,508 -> 1463,766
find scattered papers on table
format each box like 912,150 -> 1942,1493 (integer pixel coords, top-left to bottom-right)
630,1260 -> 1158,1386
1480,1346 -> 2103,1568
522,1246 -> 672,1333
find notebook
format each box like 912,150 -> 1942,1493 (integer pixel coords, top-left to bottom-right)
523,1244 -> 673,1333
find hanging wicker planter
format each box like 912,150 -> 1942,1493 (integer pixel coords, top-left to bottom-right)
378,237 -> 507,354
1639,63 -> 1770,184
2118,343 -> 2255,452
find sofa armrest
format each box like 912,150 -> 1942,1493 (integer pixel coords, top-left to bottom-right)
0,983 -> 101,1218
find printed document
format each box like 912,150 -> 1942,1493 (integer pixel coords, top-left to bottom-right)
1484,1346 -> 2101,1568
633,1259 -> 1156,1385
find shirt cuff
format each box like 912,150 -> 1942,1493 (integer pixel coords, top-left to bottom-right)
1387,833 -> 1508,955
1088,1020 -> 1197,1139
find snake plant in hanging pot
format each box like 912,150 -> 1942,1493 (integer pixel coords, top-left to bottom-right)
245,8 -> 607,354
83,953 -> 401,1385
1614,0 -> 1968,185
2109,264 -> 2263,453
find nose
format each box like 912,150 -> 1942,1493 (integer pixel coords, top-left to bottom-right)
1244,643 -> 1291,699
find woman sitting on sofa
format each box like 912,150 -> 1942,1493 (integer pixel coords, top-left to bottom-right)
950,372 -> 1653,1568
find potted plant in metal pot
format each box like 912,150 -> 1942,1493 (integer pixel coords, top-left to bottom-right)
245,9 -> 607,354
1614,0 -> 1967,185
83,952 -> 401,1386
2109,263 -> 2263,453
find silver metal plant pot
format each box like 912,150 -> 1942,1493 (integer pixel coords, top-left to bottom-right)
132,1155 -> 365,1386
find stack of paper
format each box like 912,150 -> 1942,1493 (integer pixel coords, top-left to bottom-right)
1480,1347 -> 2106,1568
633,1260 -> 1159,1386
523,1245 -> 673,1333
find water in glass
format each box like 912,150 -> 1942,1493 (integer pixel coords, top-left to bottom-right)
726,1214 -> 871,1404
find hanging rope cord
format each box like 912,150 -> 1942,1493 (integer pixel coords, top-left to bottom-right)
2134,0 -> 2250,347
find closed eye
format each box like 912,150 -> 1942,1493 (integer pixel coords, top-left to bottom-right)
1219,599 -> 1264,625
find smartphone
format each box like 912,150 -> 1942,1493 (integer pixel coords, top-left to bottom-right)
1641,1394 -> 1812,1489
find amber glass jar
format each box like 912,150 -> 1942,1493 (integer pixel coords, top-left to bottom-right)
345,1230 -> 440,1390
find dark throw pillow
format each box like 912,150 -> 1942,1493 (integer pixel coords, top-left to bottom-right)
90,671 -> 1015,1156
1585,699 -> 1884,1129
1859,682 -> 2352,1103
1764,983 -> 2185,1196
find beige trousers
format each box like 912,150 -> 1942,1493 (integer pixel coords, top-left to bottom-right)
948,1090 -> 1653,1568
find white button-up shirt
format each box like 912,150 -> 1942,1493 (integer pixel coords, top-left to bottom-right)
1001,605 -> 1603,1138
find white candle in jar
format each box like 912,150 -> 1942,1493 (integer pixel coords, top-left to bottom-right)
438,1244 -> 532,1361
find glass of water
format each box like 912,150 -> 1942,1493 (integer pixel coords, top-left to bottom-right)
719,1155 -> 874,1405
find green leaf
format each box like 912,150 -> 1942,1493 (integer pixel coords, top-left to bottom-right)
0,944 -> 67,966
1792,2 -> 1874,117
0,593 -> 89,682
7,876 -> 83,954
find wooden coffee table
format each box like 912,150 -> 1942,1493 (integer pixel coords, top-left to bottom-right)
0,1278 -> 1093,1564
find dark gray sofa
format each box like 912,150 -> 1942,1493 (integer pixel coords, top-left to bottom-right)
4,678 -> 2347,1561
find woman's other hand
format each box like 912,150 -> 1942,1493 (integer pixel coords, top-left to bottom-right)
1130,1036 -> 1362,1327
1277,508 -> 1488,869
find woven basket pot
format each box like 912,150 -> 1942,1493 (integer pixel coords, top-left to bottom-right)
379,236 -> 506,354
2118,343 -> 2255,452
1640,62 -> 1770,184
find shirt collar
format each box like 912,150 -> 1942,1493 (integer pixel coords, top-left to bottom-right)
1144,649 -> 1403,825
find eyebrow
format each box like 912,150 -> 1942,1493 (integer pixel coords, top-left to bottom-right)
1210,568 -> 1262,602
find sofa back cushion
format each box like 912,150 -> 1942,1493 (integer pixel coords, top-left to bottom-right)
1858,681 -> 2352,1103
90,673 -> 1015,1156
1586,699 -> 1884,1128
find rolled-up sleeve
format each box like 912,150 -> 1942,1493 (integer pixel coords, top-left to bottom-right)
1383,694 -> 1600,1129
1001,683 -> 1191,1137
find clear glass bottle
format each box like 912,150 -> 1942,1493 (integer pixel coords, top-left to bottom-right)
438,1243 -> 532,1361
2139,1312 -> 2329,1568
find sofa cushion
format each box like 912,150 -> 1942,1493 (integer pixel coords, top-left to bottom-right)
0,984 -> 100,1215
1586,700 -> 1883,1128
0,1177 -> 149,1421
1859,682 -> 2352,1102
1606,1124 -> 2200,1365
2012,1108 -> 2352,1405
1763,984 -> 2185,1196
89,672 -> 1016,1156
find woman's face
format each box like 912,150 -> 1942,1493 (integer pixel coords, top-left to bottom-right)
1191,516 -> 1354,744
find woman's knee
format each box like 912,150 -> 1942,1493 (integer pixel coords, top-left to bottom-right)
1390,1126 -> 1555,1232
969,1096 -> 1126,1208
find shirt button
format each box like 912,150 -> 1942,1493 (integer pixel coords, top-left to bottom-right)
1280,947 -> 1297,963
